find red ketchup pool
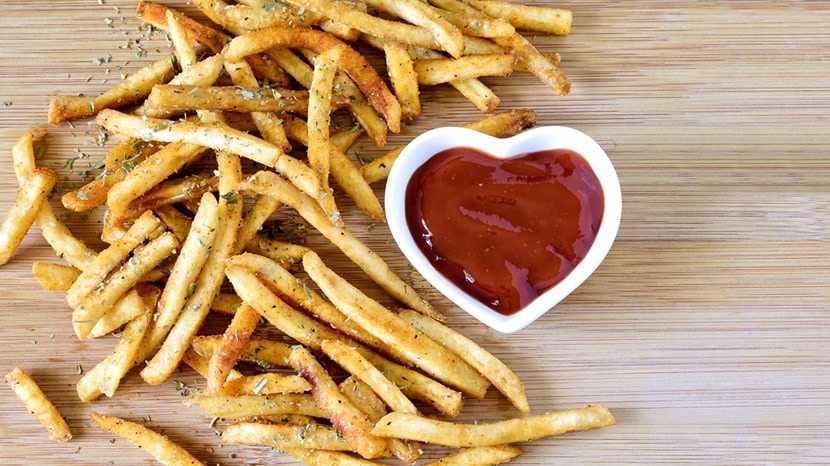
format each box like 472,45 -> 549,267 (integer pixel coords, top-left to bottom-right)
405,146 -> 605,315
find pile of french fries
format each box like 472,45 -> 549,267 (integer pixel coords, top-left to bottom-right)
2,1 -> 615,464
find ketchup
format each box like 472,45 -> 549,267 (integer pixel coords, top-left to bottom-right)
405,147 -> 604,315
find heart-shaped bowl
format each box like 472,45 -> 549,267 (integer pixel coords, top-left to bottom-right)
386,125 -> 622,333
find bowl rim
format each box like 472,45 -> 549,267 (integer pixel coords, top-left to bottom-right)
386,125 -> 622,333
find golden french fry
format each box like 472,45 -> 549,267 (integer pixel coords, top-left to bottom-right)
397,309 -> 528,413
90,412 -> 206,466
94,109 -> 321,200
5,367 -> 72,443
32,262 -> 80,292
422,445 -> 523,466
48,55 -> 175,124
145,85 -> 343,116
100,311 -> 153,397
425,0 -> 515,38
225,27 -> 402,133
492,32 -> 570,95
238,170 -> 440,320
88,287 -> 155,339
372,405 -> 616,447
222,421 -> 357,451
242,234 -> 309,269
321,339 -> 419,415
153,205 -> 193,242
290,346 -> 388,459
65,210 -> 164,309
234,194 -> 283,253
206,304 -> 262,394
382,40 -> 421,120
218,2 -> 318,32
307,45 -> 343,224
302,251 -> 489,398
73,232 -> 179,340
187,393 -> 327,419
166,10 -> 198,69
181,346 -> 243,382
0,167 -> 59,265
218,373 -> 312,396
191,335 -> 294,369
465,0 -> 572,35
61,171 -> 124,213
414,54 -> 516,85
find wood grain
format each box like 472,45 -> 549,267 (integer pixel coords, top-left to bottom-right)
1,1 -> 828,464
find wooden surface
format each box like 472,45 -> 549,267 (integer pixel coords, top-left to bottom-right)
1,1 -> 828,464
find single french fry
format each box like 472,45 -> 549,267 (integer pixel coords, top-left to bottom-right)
206,303 -> 262,394
90,412 -> 206,466
181,346 -> 243,382
32,262 -> 80,291
222,421 -> 357,451
0,167 -> 59,265
5,367 -> 72,443
48,55 -> 175,124
73,232 -> 179,340
464,0 -> 573,35
62,171 -> 124,213
290,346 -> 388,459
225,27 -> 402,133
218,373 -> 312,396
302,251 -> 489,398
218,2 -> 318,32
94,109 -> 321,200
100,311 -> 153,397
191,335 -> 294,369
321,339 -> 419,415
372,405 -> 616,447
382,40 -> 421,120
307,45 -> 343,223
492,32 -> 570,95
422,445 -> 524,466
12,131 -> 95,268
187,393 -> 327,419
145,85 -> 344,116
398,309 -> 529,413
166,10 -> 198,70
238,170 -> 440,320
242,235 -> 309,269
414,54 -> 516,85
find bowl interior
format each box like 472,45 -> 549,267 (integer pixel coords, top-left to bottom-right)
386,126 -> 622,333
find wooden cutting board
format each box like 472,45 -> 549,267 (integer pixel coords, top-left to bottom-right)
1,1 -> 828,464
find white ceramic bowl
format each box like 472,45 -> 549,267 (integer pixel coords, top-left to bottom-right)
386,126 -> 622,333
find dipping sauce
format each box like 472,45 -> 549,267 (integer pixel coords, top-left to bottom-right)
405,147 -> 604,315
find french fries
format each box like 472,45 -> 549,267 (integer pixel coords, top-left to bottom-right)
5,367 -> 72,443
0,1 -> 617,465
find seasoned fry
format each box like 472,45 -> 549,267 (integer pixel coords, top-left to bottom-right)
423,445 -> 523,466
382,40 -> 421,120
372,405 -> 616,447
303,250 -> 489,398
398,309 -> 529,413
47,55 -> 175,124
90,412 -> 206,466
463,0 -> 573,35
100,311 -> 153,398
414,54 -> 516,86
136,1 -> 231,53
145,85 -> 345,115
363,0 -> 465,58
88,286 -> 157,339
224,58 -> 292,151
0,167 -> 59,265
187,393 -> 327,419
238,170 -> 440,320
32,262 -> 80,291
492,32 -> 570,95
191,335 -> 294,369
222,421 -> 357,451
290,346 -> 388,459
5,367 -> 72,443
218,373 -> 312,396
206,304 -> 262,394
